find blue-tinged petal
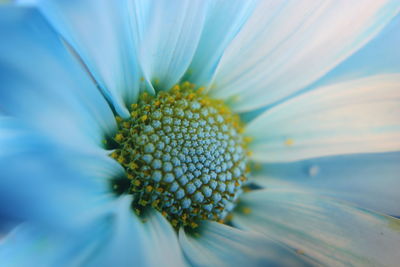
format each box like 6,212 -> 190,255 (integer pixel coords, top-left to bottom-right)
87,200 -> 188,267
184,0 -> 259,87
179,221 -> 315,267
127,0 -> 209,91
304,13 -> 400,93
22,0 -> 140,116
0,197 -> 187,266
90,202 -> 188,266
210,0 -> 400,112
0,197 -> 130,266
246,74 -> 400,162
0,117 -> 119,229
0,216 -> 113,267
140,210 -> 188,267
81,196 -> 147,267
0,6 -> 116,150
252,152 -> 400,217
233,188 -> 400,266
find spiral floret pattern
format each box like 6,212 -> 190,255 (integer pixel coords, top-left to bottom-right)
111,82 -> 248,228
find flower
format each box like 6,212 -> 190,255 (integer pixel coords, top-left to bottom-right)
1,0 -> 400,266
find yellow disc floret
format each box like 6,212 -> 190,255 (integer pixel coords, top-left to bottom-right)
110,82 -> 248,228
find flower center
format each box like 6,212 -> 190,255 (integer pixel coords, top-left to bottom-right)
110,82 -> 248,228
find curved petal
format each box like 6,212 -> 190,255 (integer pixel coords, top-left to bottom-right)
253,151 -> 400,217
127,0 -> 209,91
184,0 -> 259,87
140,210 -> 188,267
80,196 -> 149,267
307,13 -> 400,89
28,0 -> 140,116
233,188 -> 400,266
246,74 -> 400,162
91,203 -> 188,267
0,219 -> 112,267
0,6 -> 116,150
0,197 -> 187,266
0,117 -> 119,229
0,197 -> 128,266
179,221 -> 315,267
210,0 -> 400,112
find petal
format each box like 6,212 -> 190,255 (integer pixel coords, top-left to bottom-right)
309,12 -> 400,88
128,0 -> 209,91
210,0 -> 400,112
179,221 -> 314,267
234,188 -> 400,266
140,210 -> 188,267
0,6 -> 116,150
0,198 -> 187,266
253,151 -> 400,217
80,196 -> 148,267
246,74 -> 400,162
184,0 -> 259,87
30,0 -> 140,116
0,117 -> 119,229
0,197 -> 128,266
89,204 -> 187,267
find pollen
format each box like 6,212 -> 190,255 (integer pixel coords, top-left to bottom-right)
285,138 -> 294,146
110,82 -> 248,228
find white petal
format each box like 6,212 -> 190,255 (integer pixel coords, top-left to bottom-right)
128,0 -> 209,91
185,0 -> 258,87
211,0 -> 400,112
179,221 -> 314,267
234,188 -> 400,266
253,152 -> 400,216
140,210 -> 188,267
246,74 -> 400,162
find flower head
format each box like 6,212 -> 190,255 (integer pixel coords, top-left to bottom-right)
1,0 -> 400,266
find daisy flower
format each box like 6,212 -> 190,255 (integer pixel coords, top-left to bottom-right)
1,0 -> 400,266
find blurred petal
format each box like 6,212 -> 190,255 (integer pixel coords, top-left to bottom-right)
211,0 -> 400,112
179,221 -> 314,267
140,210 -> 188,267
0,198 -> 187,266
94,205 -> 188,267
0,197 -> 129,266
253,151 -> 400,216
0,6 -> 116,150
29,0 -> 140,116
185,0 -> 258,87
0,219 -> 111,266
234,188 -> 400,266
246,74 -> 400,162
81,196 -> 149,267
0,117 -> 120,229
128,0 -> 208,91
